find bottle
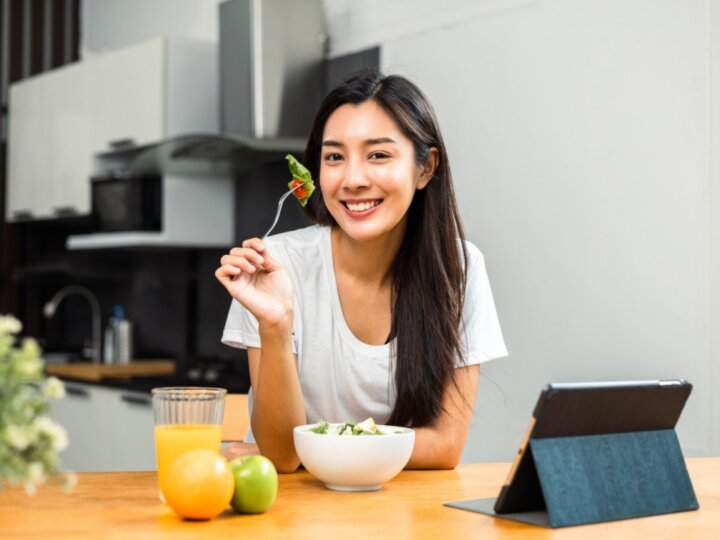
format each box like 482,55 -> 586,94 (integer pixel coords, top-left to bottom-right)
103,322 -> 115,364
103,306 -> 122,365
112,305 -> 133,365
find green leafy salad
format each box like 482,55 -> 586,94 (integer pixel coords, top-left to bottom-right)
286,154 -> 315,207
308,417 -> 385,436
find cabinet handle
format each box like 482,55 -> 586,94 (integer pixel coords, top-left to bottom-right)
52,206 -> 78,217
11,210 -> 34,220
120,394 -> 152,407
65,385 -> 90,398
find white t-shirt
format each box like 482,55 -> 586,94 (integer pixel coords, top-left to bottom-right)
221,225 -> 507,441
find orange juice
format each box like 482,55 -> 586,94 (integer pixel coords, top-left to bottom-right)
154,424 -> 222,496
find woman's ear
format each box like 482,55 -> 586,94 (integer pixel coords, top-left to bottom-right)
417,147 -> 439,190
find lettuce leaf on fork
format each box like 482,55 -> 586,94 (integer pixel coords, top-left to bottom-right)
286,154 -> 315,207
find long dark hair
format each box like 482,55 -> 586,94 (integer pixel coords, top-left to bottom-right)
303,70 -> 468,427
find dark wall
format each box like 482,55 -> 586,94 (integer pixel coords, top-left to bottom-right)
1,0 -> 81,319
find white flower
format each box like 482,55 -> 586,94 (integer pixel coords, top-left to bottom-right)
0,314 -> 22,334
34,417 -> 69,452
0,313 -> 74,495
10,385 -> 36,409
53,426 -> 69,453
26,462 -> 47,485
43,377 -> 66,399
19,337 -> 41,360
0,334 -> 13,355
5,424 -> 33,451
15,355 -> 42,378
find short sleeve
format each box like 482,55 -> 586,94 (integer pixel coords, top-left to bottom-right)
221,298 -> 299,354
221,299 -> 262,350
457,242 -> 508,367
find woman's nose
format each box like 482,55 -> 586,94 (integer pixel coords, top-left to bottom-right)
342,159 -> 370,190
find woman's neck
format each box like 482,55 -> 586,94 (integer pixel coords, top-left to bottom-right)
330,224 -> 405,287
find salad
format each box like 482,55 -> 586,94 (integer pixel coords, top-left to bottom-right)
308,417 -> 385,436
286,154 -> 315,207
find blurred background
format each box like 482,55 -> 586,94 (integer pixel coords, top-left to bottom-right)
0,0 -> 717,469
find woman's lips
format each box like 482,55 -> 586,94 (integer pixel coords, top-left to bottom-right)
341,199 -> 383,216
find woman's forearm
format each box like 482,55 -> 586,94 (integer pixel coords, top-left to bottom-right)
251,321 -> 306,473
405,365 -> 479,469
405,425 -> 466,470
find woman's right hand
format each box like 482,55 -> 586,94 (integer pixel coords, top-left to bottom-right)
215,238 -> 294,327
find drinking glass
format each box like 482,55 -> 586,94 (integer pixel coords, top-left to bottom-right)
152,387 -> 226,501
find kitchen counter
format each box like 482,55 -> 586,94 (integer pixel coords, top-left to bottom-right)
46,361 -> 248,394
54,373 -> 249,395
45,357 -> 250,395
2,458 -> 719,539
46,360 -> 176,381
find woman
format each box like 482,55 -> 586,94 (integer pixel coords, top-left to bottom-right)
216,71 -> 507,472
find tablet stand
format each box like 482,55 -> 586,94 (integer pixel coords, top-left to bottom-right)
529,428 -> 698,527
446,428 -> 699,528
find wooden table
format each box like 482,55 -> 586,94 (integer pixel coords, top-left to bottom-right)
2,458 -> 719,539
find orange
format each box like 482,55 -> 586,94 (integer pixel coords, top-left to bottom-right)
155,424 -> 222,498
163,449 -> 234,520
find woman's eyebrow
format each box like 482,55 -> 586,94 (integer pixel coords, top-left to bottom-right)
321,137 -> 398,147
366,137 -> 397,145
322,140 -> 344,147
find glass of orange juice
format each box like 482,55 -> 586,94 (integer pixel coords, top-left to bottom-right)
151,387 -> 227,501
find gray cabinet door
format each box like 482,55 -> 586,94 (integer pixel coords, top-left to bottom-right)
109,391 -> 156,471
49,382 -> 156,472
49,382 -> 114,472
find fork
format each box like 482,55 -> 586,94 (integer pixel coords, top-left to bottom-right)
261,183 -> 303,239
230,183 -> 304,282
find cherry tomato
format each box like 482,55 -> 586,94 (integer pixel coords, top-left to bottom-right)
291,178 -> 308,201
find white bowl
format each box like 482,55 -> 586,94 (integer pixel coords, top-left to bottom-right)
293,423 -> 415,491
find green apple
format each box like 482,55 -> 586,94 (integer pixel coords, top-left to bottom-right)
229,455 -> 278,514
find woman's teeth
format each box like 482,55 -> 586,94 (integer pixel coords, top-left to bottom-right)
345,200 -> 380,212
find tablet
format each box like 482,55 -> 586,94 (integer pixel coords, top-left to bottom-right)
493,379 -> 693,514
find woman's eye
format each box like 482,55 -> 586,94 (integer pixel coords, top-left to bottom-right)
324,153 -> 343,162
369,152 -> 390,160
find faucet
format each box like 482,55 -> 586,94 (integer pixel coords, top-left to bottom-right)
43,285 -> 102,363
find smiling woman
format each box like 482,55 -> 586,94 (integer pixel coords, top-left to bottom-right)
215,70 -> 508,473
318,100 -> 436,247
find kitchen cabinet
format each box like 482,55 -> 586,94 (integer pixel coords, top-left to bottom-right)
49,64 -> 94,218
49,381 -> 156,472
5,70 -> 53,219
89,37 -> 218,153
89,38 -> 165,153
6,37 -> 217,222
47,382 -> 113,472
108,391 -> 157,471
6,63 -> 92,219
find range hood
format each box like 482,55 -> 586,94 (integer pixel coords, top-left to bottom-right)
93,133 -> 306,178
68,0 -> 326,250
219,0 -> 326,138
66,133 -> 305,250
